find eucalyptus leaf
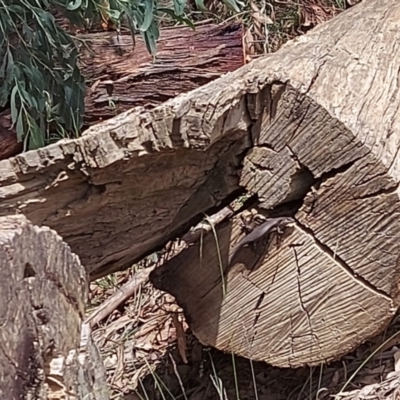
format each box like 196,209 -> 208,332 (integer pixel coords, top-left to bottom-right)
173,0 -> 186,16
16,112 -> 24,142
140,0 -> 154,31
222,0 -> 241,12
157,8 -> 194,29
142,21 -> 159,55
7,5 -> 25,14
67,0 -> 82,11
0,54 -> 7,79
22,22 -> 34,42
132,6 -> 144,28
6,51 -> 14,85
108,8 -> 122,21
10,85 -> 19,124
194,0 -> 207,12
28,122 -> 45,150
0,87 -> 9,107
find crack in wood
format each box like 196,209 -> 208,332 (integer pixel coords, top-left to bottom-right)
294,223 -> 393,302
293,246 -> 319,345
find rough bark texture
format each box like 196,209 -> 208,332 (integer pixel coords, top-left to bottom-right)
0,215 -> 108,399
1,0 -> 400,367
81,22 -> 244,123
0,113 -> 22,159
0,21 -> 244,160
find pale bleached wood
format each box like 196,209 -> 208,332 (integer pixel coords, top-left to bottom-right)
151,0 -> 400,367
1,0 -> 400,368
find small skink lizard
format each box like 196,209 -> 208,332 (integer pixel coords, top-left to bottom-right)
228,216 -> 294,266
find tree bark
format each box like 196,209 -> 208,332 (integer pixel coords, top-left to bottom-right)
0,0 -> 400,367
0,215 -> 108,399
81,22 -> 244,124
0,116 -> 22,159
0,21 -> 244,160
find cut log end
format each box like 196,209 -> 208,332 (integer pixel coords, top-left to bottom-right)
150,210 -> 400,368
0,216 -> 107,398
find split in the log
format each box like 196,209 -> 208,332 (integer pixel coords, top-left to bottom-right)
0,0 -> 400,368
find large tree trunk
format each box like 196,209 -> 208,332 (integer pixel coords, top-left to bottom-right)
0,21 -> 244,160
0,215 -> 108,399
0,0 -> 399,368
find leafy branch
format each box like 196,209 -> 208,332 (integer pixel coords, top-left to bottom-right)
0,0 -> 243,150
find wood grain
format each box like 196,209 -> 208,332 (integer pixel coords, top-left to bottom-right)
0,215 -> 108,398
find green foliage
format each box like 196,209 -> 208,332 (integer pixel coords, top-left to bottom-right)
0,0 -> 243,150
0,0 -> 85,149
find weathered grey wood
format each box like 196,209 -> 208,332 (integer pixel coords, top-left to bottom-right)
0,81 -> 251,279
151,0 -> 400,367
0,216 -> 108,399
1,0 -> 400,368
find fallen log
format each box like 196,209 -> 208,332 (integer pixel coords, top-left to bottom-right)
150,0 -> 400,367
0,0 -> 400,367
0,21 -> 244,160
0,215 -> 108,399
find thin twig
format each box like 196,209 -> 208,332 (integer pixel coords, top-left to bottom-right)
85,267 -> 155,328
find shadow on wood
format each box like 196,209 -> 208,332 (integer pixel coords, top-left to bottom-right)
1,0 -> 400,368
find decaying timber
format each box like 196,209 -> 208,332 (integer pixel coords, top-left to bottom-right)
0,0 -> 400,368
149,0 -> 400,367
80,22 -> 244,124
0,215 -> 108,399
